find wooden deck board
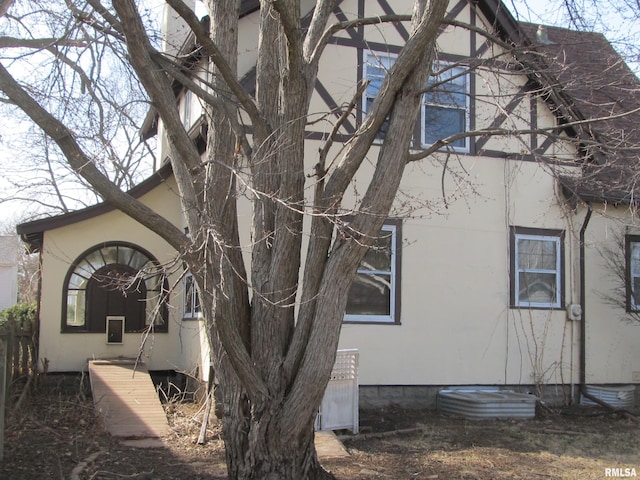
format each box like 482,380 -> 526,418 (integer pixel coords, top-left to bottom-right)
88,360 -> 169,439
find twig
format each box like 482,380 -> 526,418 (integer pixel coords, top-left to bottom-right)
580,389 -> 639,423
541,428 -> 584,436
27,419 -> 65,439
338,426 -> 425,441
69,449 -> 104,480
12,374 -> 32,412
90,471 -> 154,479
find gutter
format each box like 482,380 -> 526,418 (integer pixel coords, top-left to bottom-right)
575,203 -> 638,421
578,204 -> 592,391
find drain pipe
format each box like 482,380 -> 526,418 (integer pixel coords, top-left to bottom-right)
578,205 -> 592,399
576,205 -> 639,421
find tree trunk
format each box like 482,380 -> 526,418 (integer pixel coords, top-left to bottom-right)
219,408 -> 334,480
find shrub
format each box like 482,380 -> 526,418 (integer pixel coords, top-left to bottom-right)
0,302 -> 37,329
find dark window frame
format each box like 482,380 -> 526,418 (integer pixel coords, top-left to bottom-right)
343,218 -> 402,325
183,272 -> 203,320
61,242 -> 169,333
510,226 -> 565,310
625,235 -> 640,312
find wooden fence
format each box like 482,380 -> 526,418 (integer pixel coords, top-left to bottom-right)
0,317 -> 37,383
0,316 -> 37,461
0,337 -> 5,461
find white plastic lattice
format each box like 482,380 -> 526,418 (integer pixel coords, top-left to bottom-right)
316,349 -> 359,434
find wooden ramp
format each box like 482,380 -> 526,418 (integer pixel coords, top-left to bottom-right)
88,360 -> 169,440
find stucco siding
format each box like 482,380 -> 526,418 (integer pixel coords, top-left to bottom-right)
37,177 -> 203,373
583,207 -> 640,384
338,156 -> 578,387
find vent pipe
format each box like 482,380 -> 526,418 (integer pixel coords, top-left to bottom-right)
536,25 -> 553,44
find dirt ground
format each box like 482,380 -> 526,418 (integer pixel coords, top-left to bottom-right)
1,376 -> 639,480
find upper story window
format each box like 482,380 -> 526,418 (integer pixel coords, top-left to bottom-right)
344,220 -> 402,324
364,52 -> 395,140
184,272 -> 202,319
180,89 -> 192,129
363,53 -> 470,150
625,235 -> 640,311
423,63 -> 469,151
510,227 -> 564,309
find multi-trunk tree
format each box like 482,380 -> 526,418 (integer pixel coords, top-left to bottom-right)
1,0 -> 639,479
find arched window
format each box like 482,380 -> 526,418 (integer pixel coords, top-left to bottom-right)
63,242 -> 168,333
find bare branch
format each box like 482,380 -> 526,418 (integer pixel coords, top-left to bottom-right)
0,62 -> 186,251
0,0 -> 14,18
150,50 -> 252,157
164,0 -> 270,140
0,36 -> 86,49
309,14 -> 412,67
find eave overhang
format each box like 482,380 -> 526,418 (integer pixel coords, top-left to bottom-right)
559,175 -> 638,207
16,162 -> 174,253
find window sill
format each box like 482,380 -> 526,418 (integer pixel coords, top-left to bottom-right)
343,319 -> 400,325
509,305 -> 564,311
61,328 -> 168,333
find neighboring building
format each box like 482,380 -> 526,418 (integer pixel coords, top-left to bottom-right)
0,236 -> 19,311
17,0 -> 640,407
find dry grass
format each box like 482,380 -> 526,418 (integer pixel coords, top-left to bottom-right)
1,378 -> 639,479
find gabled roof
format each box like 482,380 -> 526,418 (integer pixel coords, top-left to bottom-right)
18,0 -> 640,248
519,23 -> 640,149
517,23 -> 640,204
16,163 -> 173,252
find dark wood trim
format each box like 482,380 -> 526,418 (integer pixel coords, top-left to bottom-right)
537,135 -> 556,156
625,235 -> 640,312
390,218 -> 402,325
446,0 -> 468,23
529,94 -> 538,151
17,162 -> 174,252
333,4 -> 364,44
376,0 -> 409,41
61,242 -> 169,334
315,80 -> 357,134
475,89 -> 527,151
343,217 -> 403,325
468,3 -> 477,155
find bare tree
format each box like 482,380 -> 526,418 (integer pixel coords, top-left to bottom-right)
1,0 -> 639,478
0,0 -> 156,219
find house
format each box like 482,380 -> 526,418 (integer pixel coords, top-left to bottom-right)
0,236 -> 19,310
16,0 -> 640,408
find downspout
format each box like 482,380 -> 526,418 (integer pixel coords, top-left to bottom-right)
578,204 -> 592,398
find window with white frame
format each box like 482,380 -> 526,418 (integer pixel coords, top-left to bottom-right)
363,52 -> 395,140
344,221 -> 401,323
626,236 -> 640,311
510,227 -> 564,309
363,53 -> 469,149
422,63 -> 469,151
180,89 -> 192,129
184,273 -> 202,319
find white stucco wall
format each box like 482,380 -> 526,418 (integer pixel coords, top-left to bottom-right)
0,235 -> 19,310
582,206 -> 640,384
36,177 -> 204,373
